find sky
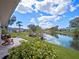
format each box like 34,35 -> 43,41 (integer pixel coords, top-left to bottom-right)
11,0 -> 79,29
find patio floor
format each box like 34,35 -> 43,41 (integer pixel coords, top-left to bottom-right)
0,37 -> 26,59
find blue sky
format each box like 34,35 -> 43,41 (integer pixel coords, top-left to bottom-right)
11,0 -> 79,29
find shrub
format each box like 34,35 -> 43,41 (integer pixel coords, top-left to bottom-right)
8,39 -> 57,59
71,40 -> 79,50
2,28 -> 8,34
71,28 -> 79,50
72,28 -> 79,37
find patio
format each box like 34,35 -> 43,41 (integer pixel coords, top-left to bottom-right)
0,37 -> 26,59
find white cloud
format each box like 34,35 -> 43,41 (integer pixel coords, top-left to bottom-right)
16,0 -> 72,14
35,0 -> 71,15
70,4 -> 79,12
69,16 -> 79,21
38,15 -> 61,29
15,0 -> 36,14
20,0 -> 35,8
16,4 -> 32,13
15,0 -> 79,28
39,21 -> 55,29
38,15 -> 58,22
55,16 -> 61,21
30,18 -> 37,25
38,14 -> 62,23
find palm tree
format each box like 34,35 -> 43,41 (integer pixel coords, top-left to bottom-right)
8,15 -> 16,26
16,21 -> 22,32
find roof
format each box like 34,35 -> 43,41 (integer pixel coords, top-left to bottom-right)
0,0 -> 20,26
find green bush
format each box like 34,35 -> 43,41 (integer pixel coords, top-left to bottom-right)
71,40 -> 79,50
8,32 -> 79,59
8,39 -> 57,59
72,28 -> 79,36
2,28 -> 8,34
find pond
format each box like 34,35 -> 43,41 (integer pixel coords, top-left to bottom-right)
43,34 -> 73,48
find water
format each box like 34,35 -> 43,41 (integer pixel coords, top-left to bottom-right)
43,34 -> 73,48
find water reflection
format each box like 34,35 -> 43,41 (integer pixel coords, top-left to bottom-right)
43,34 -> 73,48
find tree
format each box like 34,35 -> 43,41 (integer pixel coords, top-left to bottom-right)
35,26 -> 43,33
27,24 -> 40,37
69,17 -> 79,28
8,15 -> 16,26
28,24 -> 36,33
16,21 -> 22,32
47,26 -> 59,35
69,17 -> 79,50
71,28 -> 79,50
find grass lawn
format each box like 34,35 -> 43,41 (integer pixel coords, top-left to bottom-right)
8,32 -> 79,59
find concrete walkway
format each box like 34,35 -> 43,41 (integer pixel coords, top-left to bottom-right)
0,37 -> 26,59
